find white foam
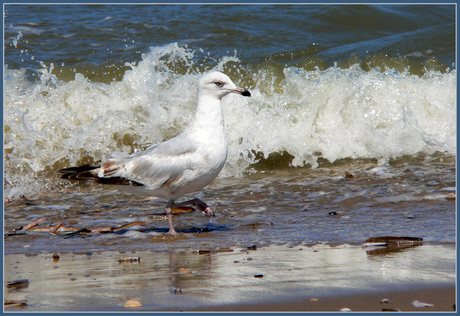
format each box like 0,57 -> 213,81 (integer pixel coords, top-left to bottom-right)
4,44 -> 456,199
224,65 -> 456,173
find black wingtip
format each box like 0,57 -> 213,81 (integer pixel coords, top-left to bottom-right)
242,90 -> 251,97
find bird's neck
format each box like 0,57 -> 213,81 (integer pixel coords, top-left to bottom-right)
185,94 -> 226,140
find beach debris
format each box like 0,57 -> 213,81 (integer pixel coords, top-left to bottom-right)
173,287 -> 183,294
340,307 -> 352,312
363,236 -> 423,255
4,299 -> 28,307
7,216 -> 151,238
27,226 -> 78,233
362,236 -> 423,248
6,279 -> 29,290
4,231 -> 25,237
22,217 -> 46,230
310,298 -> 318,302
112,221 -> 148,232
446,193 -> 455,201
247,245 -> 258,251
49,222 -> 63,234
412,300 -> 434,308
62,228 -> 92,238
345,171 -> 354,178
380,298 -> 392,304
118,257 -> 140,263
197,248 -> 234,255
91,227 -> 114,234
52,253 -> 60,262
123,299 -> 143,308
328,211 -> 338,216
254,274 -> 264,278
178,267 -> 193,275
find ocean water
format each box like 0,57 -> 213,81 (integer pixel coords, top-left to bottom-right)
3,5 -> 456,248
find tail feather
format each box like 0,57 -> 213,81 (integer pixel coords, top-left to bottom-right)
58,164 -> 99,179
58,164 -> 143,186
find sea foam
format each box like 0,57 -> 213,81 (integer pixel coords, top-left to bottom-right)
4,43 -> 456,199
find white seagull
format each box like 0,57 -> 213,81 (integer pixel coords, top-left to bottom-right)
59,71 -> 251,235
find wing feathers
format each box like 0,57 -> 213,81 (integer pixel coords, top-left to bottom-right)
59,134 -> 199,190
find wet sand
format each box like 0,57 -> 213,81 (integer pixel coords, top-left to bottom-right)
194,286 -> 456,312
4,243 -> 456,312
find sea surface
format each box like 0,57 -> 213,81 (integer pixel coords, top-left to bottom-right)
4,4 -> 456,249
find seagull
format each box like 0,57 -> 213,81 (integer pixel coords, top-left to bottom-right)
58,71 -> 251,235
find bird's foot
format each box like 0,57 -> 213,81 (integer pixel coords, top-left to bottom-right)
202,207 -> 214,217
166,228 -> 178,236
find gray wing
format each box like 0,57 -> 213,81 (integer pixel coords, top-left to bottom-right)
99,134 -> 199,189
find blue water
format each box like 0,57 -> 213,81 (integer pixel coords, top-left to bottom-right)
4,5 -> 455,72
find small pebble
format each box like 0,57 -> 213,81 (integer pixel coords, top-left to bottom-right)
6,279 -> 29,290
124,300 -> 142,308
412,300 -> 434,308
118,257 -> 140,263
4,299 -> 27,307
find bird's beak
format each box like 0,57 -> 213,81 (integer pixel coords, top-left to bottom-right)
232,86 -> 251,97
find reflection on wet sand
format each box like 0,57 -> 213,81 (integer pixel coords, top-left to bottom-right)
4,243 -> 455,311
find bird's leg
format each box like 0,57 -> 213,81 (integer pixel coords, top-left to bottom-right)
170,198 -> 214,216
165,199 -> 178,236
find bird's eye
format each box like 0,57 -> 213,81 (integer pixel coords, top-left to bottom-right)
214,81 -> 223,87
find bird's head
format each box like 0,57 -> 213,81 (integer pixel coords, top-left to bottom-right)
199,71 -> 251,100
